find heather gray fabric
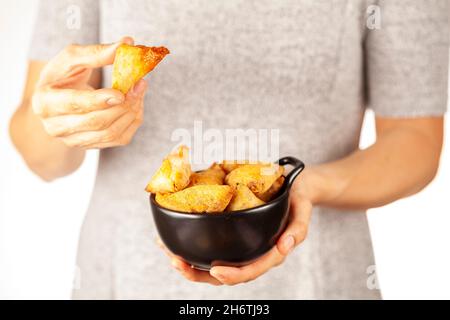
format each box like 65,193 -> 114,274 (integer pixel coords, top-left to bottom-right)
29,0 -> 449,299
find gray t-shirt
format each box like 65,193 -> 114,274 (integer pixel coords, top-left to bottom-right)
30,0 -> 448,299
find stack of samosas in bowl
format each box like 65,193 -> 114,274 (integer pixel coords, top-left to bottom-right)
145,146 -> 286,213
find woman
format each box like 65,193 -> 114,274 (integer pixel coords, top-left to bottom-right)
10,0 -> 448,299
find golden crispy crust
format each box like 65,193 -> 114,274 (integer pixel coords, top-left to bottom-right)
145,146 -> 191,194
112,44 -> 169,94
220,160 -> 262,174
189,163 -> 226,186
226,184 -> 265,211
225,163 -> 284,194
155,185 -> 234,213
256,176 -> 285,202
147,147 -> 285,213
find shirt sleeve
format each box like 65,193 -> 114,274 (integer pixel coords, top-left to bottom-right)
365,0 -> 449,117
29,0 -> 99,61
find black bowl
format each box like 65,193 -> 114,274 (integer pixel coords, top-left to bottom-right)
149,156 -> 305,270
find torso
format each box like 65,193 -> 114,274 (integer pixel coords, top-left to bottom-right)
73,0 -> 380,299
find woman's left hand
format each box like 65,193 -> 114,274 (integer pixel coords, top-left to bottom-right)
157,173 -> 314,286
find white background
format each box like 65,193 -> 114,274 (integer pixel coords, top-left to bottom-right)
1,0 -> 449,299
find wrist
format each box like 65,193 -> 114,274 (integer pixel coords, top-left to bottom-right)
291,164 -> 345,206
15,104 -> 86,181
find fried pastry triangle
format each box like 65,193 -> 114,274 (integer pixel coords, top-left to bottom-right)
189,163 -> 226,186
225,163 -> 284,194
226,184 -> 265,211
145,145 -> 191,194
112,44 -> 169,94
155,185 -> 234,213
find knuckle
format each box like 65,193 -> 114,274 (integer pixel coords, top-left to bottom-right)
62,46 -> 74,59
60,137 -> 77,147
119,133 -> 133,146
42,122 -> 58,137
31,91 -> 46,117
87,116 -> 108,131
65,91 -> 83,112
31,99 -> 43,116
97,117 -> 111,130
78,140 -> 95,148
91,45 -> 104,56
102,127 -> 118,142
64,44 -> 79,56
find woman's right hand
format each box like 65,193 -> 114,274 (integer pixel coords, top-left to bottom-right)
31,37 -> 147,149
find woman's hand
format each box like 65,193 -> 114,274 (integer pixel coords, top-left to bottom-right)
31,37 -> 147,149
157,169 -> 318,286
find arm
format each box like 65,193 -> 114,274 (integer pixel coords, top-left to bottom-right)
162,116 -> 443,285
9,38 -> 146,182
9,61 -> 94,181
301,116 -> 443,209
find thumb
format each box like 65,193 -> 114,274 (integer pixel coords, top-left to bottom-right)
61,36 -> 134,69
276,195 -> 312,255
39,37 -> 134,85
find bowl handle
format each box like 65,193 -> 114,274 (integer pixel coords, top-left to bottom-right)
278,157 -> 305,190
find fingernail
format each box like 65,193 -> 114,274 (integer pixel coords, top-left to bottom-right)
282,235 -> 295,254
121,36 -> 134,46
210,269 -> 225,281
106,97 -> 123,105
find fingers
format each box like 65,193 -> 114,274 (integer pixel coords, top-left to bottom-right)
39,37 -> 134,85
156,238 -> 222,286
42,104 -> 128,137
208,195 -> 313,286
210,246 -> 285,286
277,195 -> 312,255
83,106 -> 143,149
33,71 -> 147,119
33,87 -> 125,117
76,81 -> 146,148
36,79 -> 146,149
59,109 -> 136,148
57,82 -> 146,148
60,37 -> 134,72
65,36 -> 134,68
32,36 -> 147,150
171,258 -> 223,286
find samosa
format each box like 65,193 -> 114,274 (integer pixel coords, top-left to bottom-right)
256,176 -> 285,202
145,145 -> 191,194
225,163 -> 284,194
189,163 -> 226,186
226,184 -> 265,211
155,185 -> 234,213
112,44 -> 169,94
